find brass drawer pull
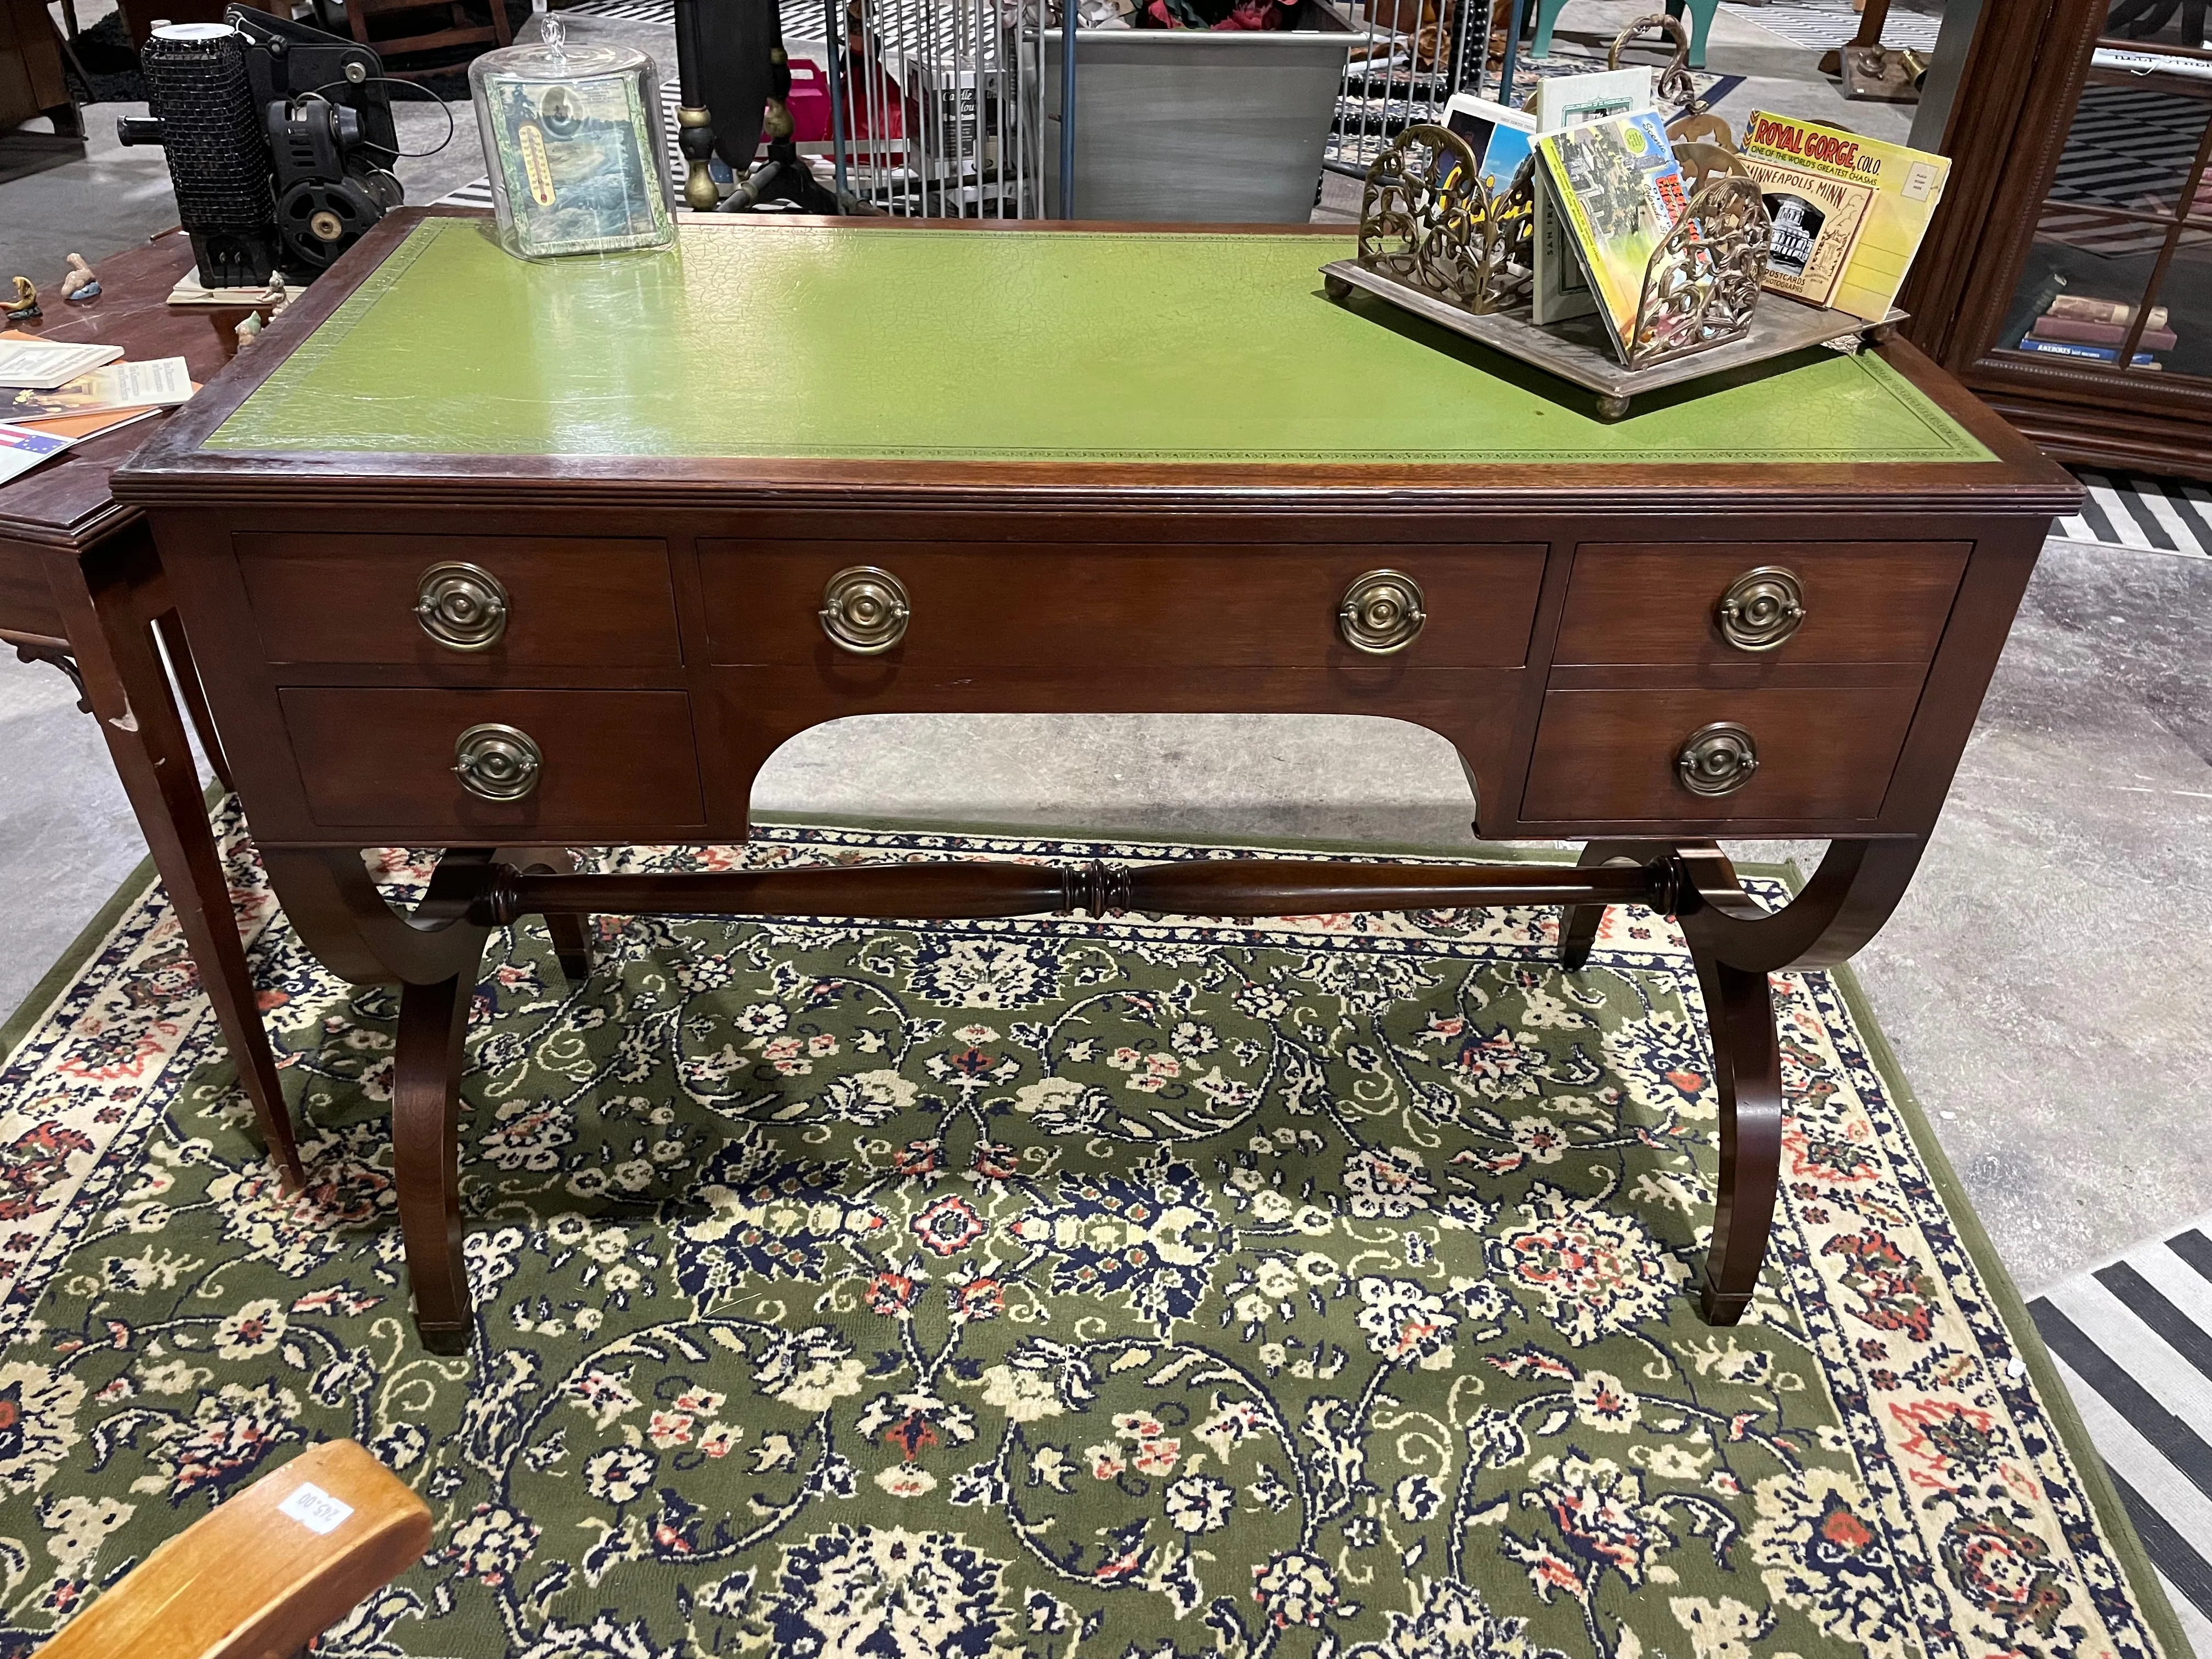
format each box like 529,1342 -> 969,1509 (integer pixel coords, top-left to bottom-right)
415,561 -> 510,651
820,566 -> 910,654
452,723 -> 541,801
1676,722 -> 1759,797
1338,569 -> 1426,654
1715,566 -> 1805,652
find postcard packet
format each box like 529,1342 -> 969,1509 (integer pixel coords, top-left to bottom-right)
1741,111 -> 1948,321
1534,110 -> 1690,361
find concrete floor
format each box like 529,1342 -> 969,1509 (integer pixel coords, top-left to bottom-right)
5,0 -> 2201,1302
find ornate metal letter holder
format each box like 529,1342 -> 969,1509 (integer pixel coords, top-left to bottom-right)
1321,120 -> 1899,420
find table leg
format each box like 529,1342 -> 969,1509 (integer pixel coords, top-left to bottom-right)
510,846 -> 591,986
1689,946 -> 1782,1324
394,964 -> 481,1355
1820,0 -> 1889,75
1558,836 -> 1925,1323
44,539 -> 302,1189
1559,838 -> 1675,970
153,610 -> 235,795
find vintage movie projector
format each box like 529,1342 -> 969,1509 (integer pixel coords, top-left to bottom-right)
119,9 -> 403,289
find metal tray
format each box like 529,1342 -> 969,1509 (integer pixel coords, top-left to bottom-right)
1321,258 -> 1904,420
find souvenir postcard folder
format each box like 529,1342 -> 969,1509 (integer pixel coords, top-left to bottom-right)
1535,111 -> 1689,360
1741,111 -> 1949,321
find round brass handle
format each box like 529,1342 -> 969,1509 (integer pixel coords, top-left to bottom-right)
820,566 -> 910,655
1715,566 -> 1805,653
1338,569 -> 1426,655
1676,722 -> 1759,797
415,561 -> 510,652
452,723 -> 541,802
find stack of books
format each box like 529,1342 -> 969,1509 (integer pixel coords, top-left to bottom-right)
2017,296 -> 2173,369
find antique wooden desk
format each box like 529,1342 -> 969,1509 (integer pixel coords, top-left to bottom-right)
115,207 -> 2080,1352
0,234 -> 298,1186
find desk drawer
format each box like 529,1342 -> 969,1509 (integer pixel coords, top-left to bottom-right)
696,542 -> 1546,669
1522,686 -> 1920,822
240,535 -> 682,667
1553,543 -> 1969,668
280,688 -> 704,830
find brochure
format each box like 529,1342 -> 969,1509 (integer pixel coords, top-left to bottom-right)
0,338 -> 124,391
1741,111 -> 1949,321
1,357 -> 194,424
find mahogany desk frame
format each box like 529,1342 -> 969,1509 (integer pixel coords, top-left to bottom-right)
115,208 -> 2083,1354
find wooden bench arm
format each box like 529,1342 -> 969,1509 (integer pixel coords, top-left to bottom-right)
40,1440 -> 430,1659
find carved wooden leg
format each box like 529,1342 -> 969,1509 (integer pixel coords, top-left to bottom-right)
46,540 -> 303,1188
1688,944 -> 1783,1325
1559,839 -> 1675,971
394,964 -> 479,1354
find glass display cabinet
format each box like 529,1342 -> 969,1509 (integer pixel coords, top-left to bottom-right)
1904,0 -> 2212,476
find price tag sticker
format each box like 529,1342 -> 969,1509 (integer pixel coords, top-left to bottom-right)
277,1482 -> 354,1536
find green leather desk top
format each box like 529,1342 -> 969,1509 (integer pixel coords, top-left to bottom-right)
206,216 -> 1991,466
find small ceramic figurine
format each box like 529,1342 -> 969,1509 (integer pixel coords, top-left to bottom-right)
3,276 -> 38,321
265,274 -> 290,318
59,255 -> 100,302
234,311 -> 264,348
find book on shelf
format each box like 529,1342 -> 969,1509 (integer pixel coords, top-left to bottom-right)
1741,156 -> 1875,311
2027,314 -> 2179,351
1741,112 -> 1949,321
1534,110 -> 1690,363
1530,67 -> 1654,325
2045,295 -> 2166,328
2015,337 -> 2162,367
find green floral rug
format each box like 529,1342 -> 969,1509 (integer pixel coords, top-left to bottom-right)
0,812 -> 2187,1659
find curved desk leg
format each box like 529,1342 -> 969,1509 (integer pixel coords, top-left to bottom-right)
394,961 -> 481,1355
262,848 -> 500,988
1689,947 -> 1781,1325
1559,836 -> 1927,1325
261,845 -> 501,1349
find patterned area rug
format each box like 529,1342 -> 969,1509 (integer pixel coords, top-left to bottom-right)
0,811 -> 2187,1659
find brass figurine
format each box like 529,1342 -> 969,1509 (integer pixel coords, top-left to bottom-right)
4,276 -> 39,321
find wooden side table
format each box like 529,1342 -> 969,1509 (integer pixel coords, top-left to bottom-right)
0,234 -> 301,1187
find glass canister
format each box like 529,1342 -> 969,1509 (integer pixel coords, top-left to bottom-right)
469,18 -> 675,260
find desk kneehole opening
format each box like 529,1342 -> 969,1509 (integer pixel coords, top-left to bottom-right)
1676,721 -> 1759,797
453,723 -> 543,801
